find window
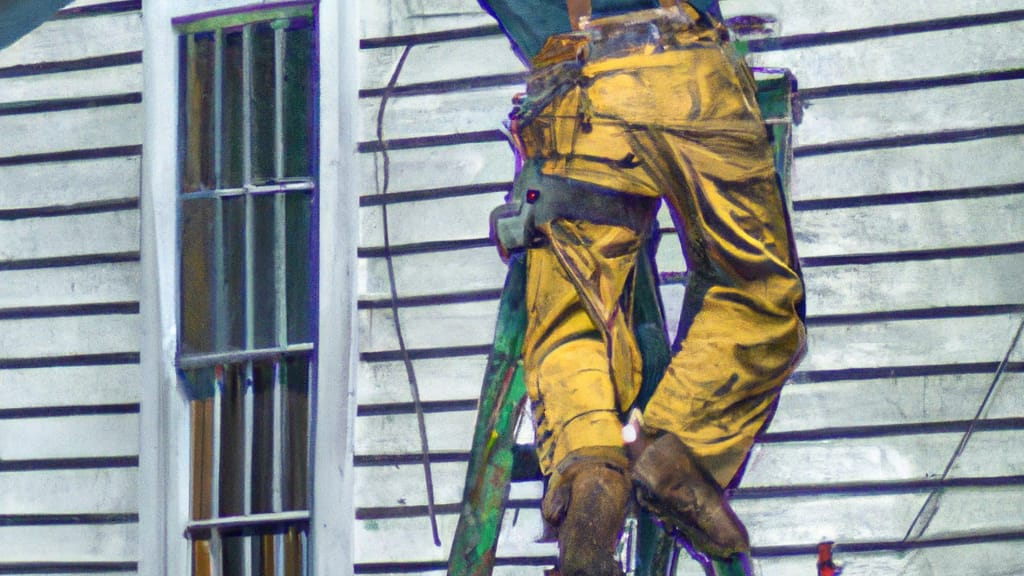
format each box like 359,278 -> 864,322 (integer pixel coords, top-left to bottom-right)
175,7 -> 317,576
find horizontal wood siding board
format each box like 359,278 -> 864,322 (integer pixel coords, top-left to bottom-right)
755,540 -> 1024,576
0,352 -> 140,370
719,0 -> 1024,37
0,314 -> 140,359
0,563 -> 137,575
360,86 -> 518,144
747,20 -> 1024,91
0,413 -> 139,460
0,12 -> 142,69
0,364 -> 140,410
0,514 -> 137,527
0,209 -> 139,262
0,456 -> 137,473
791,193 -> 1024,258
0,64 -> 141,107
0,92 -> 141,117
0,467 -> 137,514
357,355 -> 488,405
0,404 -> 138,420
0,146 -> 142,168
0,52 -> 141,81
0,523 -> 136,563
359,141 -> 513,196
793,77 -> 1024,148
0,302 -> 138,320
0,252 -> 140,273
0,104 -> 142,159
360,191 -> 504,249
0,253 -> 138,309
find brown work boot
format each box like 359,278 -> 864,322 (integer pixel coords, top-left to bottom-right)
632,433 -> 750,557
543,459 -> 630,576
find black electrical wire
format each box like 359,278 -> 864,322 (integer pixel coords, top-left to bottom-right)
901,314 -> 1024,543
374,44 -> 442,547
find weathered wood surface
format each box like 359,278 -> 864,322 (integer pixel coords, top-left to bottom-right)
747,20 -> 1024,90
0,262 -> 140,308
792,134 -> 1024,203
0,524 -> 136,563
793,78 -> 1024,148
0,104 -> 142,159
0,12 -> 141,69
359,355 -> 488,404
0,314 -> 139,359
756,541 -> 1024,576
0,156 -> 140,212
0,209 -> 139,262
359,141 -> 513,196
0,364 -> 140,409
0,63 -> 141,106
0,413 -> 139,460
0,467 -> 137,514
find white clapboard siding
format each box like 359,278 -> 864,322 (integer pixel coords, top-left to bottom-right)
756,541 -> 1024,576
0,103 -> 142,158
771,372 -> 1024,434
0,262 -> 140,309
0,413 -> 138,460
0,314 -> 139,359
0,63 -> 142,106
361,0 -> 498,39
719,0 -> 1024,36
949,428 -> 1024,478
794,79 -> 1024,148
0,524 -> 137,563
802,313 -> 1023,372
359,141 -> 514,195
361,35 -> 525,91
0,364 -> 140,409
355,461 -> 471,509
792,133 -> 1024,203
355,510 -> 554,566
0,467 -> 138,515
735,492 -> 931,547
743,433 -> 968,488
354,409 -> 477,456
361,191 -> 505,248
360,301 -> 498,352
802,253 -> 1024,315
793,194 -> 1024,257
748,21 -> 1024,91
359,246 -> 506,299
0,209 -> 139,262
362,86 -> 519,144
0,11 -> 142,69
0,156 -> 140,212
358,355 -> 489,405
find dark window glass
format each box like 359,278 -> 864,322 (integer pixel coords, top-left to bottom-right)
251,22 -> 276,184
283,20 -> 313,178
183,32 -> 216,193
222,29 -> 245,188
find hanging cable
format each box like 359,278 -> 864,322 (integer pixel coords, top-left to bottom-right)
375,44 -> 442,547
902,314 -> 1024,543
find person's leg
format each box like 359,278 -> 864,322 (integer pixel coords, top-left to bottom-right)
523,219 -> 644,575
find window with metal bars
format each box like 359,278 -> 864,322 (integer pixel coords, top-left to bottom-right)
175,6 -> 316,576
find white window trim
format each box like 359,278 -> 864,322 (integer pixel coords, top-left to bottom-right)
138,1 -> 360,575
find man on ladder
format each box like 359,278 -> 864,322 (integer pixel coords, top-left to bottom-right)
478,1 -> 807,574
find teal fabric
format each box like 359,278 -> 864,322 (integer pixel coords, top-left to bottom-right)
479,0 -> 720,62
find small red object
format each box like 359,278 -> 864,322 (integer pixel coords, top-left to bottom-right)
526,189 -> 540,204
817,542 -> 838,576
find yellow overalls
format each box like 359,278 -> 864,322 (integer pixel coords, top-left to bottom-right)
516,5 -> 806,490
